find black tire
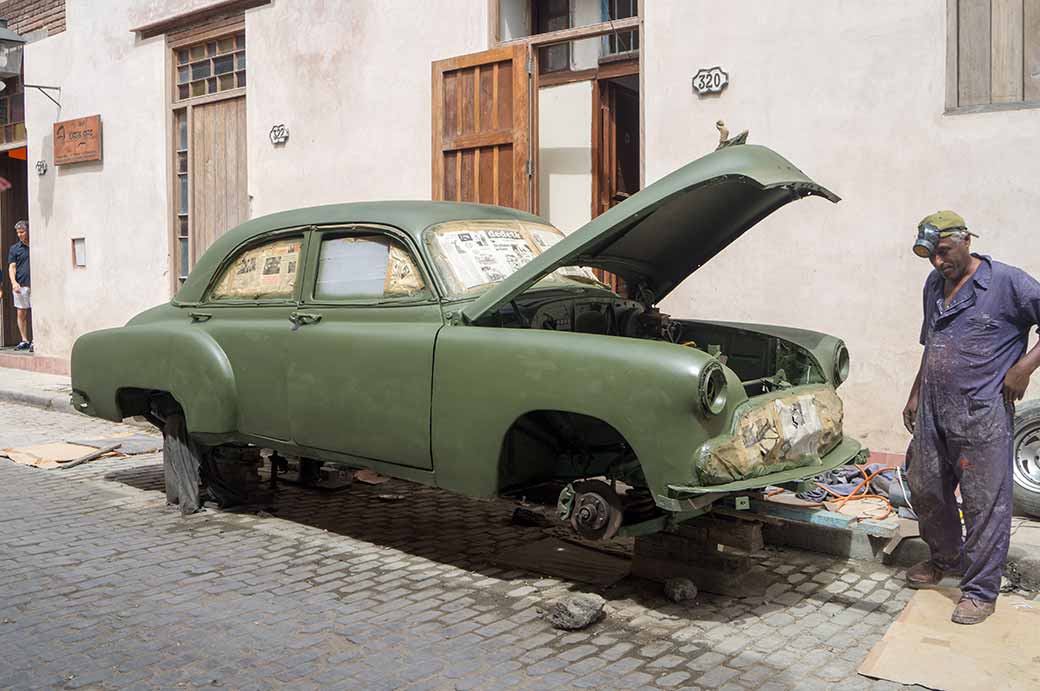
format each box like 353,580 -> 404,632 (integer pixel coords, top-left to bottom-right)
1012,400 -> 1040,518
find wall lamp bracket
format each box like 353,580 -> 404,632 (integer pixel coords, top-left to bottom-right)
24,83 -> 60,108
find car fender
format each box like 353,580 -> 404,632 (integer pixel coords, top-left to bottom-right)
430,325 -> 743,500
71,324 -> 238,433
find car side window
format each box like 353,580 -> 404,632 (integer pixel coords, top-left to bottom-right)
314,235 -> 427,301
209,236 -> 303,301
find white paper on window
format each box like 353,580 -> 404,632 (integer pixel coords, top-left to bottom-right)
212,238 -> 301,299
435,228 -> 537,290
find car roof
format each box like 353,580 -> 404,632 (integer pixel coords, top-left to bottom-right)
175,200 -> 546,304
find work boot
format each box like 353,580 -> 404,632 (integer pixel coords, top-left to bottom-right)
951,597 -> 995,625
905,560 -> 945,588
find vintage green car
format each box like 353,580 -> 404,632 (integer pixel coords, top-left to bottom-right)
71,144 -> 862,539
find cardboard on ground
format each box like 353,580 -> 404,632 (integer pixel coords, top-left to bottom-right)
859,587 -> 1040,690
1,442 -> 99,469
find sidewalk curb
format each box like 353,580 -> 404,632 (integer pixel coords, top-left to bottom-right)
0,388 -> 74,413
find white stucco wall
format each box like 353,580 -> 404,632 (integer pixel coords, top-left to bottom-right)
645,0 -> 1040,453
25,0 -> 170,360
538,81 -> 592,233
245,0 -> 489,216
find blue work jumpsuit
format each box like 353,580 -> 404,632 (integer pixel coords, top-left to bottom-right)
911,254 -> 1040,602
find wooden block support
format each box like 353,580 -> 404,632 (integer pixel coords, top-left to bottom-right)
632,531 -> 771,598
674,515 -> 765,553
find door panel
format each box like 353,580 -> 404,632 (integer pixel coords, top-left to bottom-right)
191,96 -> 248,261
433,45 -> 532,211
287,305 -> 442,469
195,306 -> 295,441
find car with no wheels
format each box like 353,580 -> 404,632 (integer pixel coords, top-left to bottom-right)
71,144 -> 863,538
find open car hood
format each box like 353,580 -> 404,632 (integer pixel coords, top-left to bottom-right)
460,144 -> 839,324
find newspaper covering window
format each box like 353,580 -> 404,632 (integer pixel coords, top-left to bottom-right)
314,236 -> 426,300
427,221 -> 601,297
210,237 -> 301,300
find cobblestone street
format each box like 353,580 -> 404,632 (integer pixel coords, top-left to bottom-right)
0,401 -> 919,690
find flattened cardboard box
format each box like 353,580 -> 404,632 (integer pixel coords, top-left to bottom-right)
859,588 -> 1040,690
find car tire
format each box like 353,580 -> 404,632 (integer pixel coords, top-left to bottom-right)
162,412 -> 203,515
1013,400 -> 1040,519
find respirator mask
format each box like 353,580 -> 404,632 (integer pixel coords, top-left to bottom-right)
912,223 -> 974,258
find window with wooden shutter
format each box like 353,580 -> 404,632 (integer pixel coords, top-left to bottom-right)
947,0 -> 1040,111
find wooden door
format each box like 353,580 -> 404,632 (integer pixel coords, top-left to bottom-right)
432,45 -> 533,211
591,80 -> 639,295
0,156 -> 27,346
191,96 -> 247,261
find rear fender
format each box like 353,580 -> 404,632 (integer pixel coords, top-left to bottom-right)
71,325 -> 237,434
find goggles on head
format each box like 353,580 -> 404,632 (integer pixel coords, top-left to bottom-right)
912,224 -> 973,258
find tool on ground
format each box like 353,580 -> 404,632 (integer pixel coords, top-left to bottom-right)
59,443 -> 122,469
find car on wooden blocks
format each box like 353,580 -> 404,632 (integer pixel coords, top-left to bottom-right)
70,143 -> 864,536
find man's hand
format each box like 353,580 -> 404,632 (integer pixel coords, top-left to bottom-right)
11,281 -> 21,294
1004,362 -> 1032,407
902,395 -> 918,434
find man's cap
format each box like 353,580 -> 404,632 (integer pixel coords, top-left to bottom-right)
918,210 -> 977,237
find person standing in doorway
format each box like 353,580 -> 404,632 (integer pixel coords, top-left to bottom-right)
8,219 -> 31,351
902,211 -> 1040,624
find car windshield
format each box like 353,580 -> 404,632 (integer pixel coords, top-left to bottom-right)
425,220 -> 606,298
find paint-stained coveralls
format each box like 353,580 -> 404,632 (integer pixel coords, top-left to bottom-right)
911,255 -> 1040,602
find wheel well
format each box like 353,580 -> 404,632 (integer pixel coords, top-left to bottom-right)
116,388 -> 182,428
497,410 -> 640,493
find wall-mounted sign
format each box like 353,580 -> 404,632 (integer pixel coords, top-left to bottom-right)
54,114 -> 102,165
692,67 -> 729,96
35,160 -> 47,175
269,123 -> 289,145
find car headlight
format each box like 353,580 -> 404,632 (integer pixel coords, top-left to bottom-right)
833,342 -> 850,386
699,361 -> 728,416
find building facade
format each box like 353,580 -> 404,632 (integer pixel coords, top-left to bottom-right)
2,0 -> 1039,455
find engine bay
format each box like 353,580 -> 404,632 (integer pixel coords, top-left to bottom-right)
485,291 -> 826,395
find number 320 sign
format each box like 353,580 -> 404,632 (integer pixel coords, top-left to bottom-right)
692,66 -> 729,95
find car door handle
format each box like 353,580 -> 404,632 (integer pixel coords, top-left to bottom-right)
189,311 -> 212,323
289,312 -> 322,331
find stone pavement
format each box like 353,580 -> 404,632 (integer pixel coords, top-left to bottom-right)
0,401 -> 974,690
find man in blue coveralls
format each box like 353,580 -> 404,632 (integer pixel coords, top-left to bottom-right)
902,210 -> 1040,624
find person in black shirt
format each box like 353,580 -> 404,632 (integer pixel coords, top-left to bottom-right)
8,220 -> 31,351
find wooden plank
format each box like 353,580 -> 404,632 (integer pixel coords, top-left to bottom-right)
497,144 -> 513,207
947,0 -> 959,108
590,79 -> 602,220
442,129 -> 513,151
537,67 -> 597,88
1026,0 -> 1040,100
959,0 -> 993,106
991,0 -> 1024,102
511,44 -> 530,211
597,58 -> 639,80
749,498 -> 856,529
478,64 -> 494,133
477,146 -> 495,204
460,149 -> 475,201
443,151 -> 458,201
431,60 -> 445,200
460,65 -> 476,136
519,16 -> 640,48
433,44 -> 518,72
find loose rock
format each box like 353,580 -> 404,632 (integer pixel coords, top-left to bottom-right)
663,577 -> 698,603
543,593 -> 605,630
